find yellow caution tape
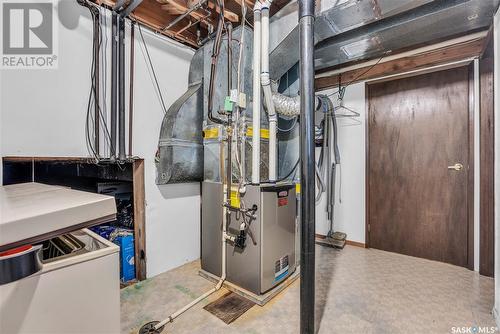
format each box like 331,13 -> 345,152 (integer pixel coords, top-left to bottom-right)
246,127 -> 270,139
203,127 -> 219,139
230,190 -> 240,208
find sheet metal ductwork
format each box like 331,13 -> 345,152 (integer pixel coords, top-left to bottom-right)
315,0 -> 500,71
270,0 -> 499,80
156,0 -> 500,184
156,51 -> 204,184
156,27 -> 255,184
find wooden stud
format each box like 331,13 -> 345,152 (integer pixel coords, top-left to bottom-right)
133,159 -> 147,281
207,1 -> 239,22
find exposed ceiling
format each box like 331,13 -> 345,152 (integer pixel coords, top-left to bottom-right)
92,0 -> 291,48
314,0 -> 500,72
93,0 -> 500,73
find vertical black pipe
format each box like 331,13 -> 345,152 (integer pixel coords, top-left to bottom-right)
118,16 -> 126,161
110,12 -> 118,159
93,9 -> 100,157
298,0 -> 315,333
128,22 -> 135,157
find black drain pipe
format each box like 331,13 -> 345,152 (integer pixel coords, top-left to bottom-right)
299,0 -> 315,332
110,12 -> 118,159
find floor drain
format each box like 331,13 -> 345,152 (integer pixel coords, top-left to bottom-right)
138,321 -> 164,334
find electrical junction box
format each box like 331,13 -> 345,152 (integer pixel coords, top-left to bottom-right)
201,181 -> 297,295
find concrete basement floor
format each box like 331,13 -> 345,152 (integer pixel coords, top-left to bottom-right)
121,245 -> 496,334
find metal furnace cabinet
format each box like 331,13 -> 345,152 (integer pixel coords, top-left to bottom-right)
201,181 -> 297,295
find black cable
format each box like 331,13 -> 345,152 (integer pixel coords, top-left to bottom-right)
93,9 -> 115,159
277,116 -> 298,132
345,55 -> 385,87
85,8 -> 99,160
276,158 -> 300,183
138,24 -> 168,115
207,0 -> 228,125
327,55 -> 385,97
79,2 -> 116,161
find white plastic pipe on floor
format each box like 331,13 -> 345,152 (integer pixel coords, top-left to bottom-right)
153,91 -> 233,334
154,188 -> 229,331
252,3 -> 262,184
260,0 -> 277,182
154,208 -> 228,331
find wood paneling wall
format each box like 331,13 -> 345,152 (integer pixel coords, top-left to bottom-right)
479,37 -> 495,277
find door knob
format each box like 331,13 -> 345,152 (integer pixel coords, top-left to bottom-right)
448,163 -> 464,171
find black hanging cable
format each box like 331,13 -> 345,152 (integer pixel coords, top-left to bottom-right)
275,158 -> 300,183
79,0 -> 115,161
138,24 -> 168,115
97,8 -> 114,158
85,6 -> 100,160
207,0 -> 228,125
326,55 -> 385,98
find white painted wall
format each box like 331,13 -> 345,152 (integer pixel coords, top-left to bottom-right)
268,1 -> 366,244
131,28 -> 200,278
0,1 -> 198,277
315,83 -> 366,243
493,6 -> 500,326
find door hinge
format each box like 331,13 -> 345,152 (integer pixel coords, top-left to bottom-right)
368,223 -> 371,233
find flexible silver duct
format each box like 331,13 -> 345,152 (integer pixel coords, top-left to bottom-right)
271,92 -> 320,117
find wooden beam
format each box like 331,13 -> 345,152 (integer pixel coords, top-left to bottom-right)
133,159 -> 147,281
207,1 -> 239,22
233,0 -> 255,10
315,36 -> 488,91
160,1 -> 215,26
96,0 -> 115,6
91,0 -> 291,48
2,156 -> 95,162
131,14 -> 200,47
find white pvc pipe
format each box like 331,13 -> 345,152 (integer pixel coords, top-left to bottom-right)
155,210 -> 232,330
252,3 -> 262,184
154,78 -> 234,334
260,1 -> 277,182
268,115 -> 277,181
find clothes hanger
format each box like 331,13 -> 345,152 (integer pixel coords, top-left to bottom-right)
332,74 -> 360,119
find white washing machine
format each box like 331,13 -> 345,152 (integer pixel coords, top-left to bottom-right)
0,183 -> 120,334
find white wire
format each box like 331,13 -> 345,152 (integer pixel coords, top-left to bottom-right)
234,3 -> 247,188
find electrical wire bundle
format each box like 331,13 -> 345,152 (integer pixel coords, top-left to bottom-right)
207,0 -> 229,125
81,1 -> 114,162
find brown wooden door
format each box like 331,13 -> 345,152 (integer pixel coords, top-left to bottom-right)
367,67 -> 472,268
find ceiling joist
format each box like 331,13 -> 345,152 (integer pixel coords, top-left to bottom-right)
91,0 -> 290,47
